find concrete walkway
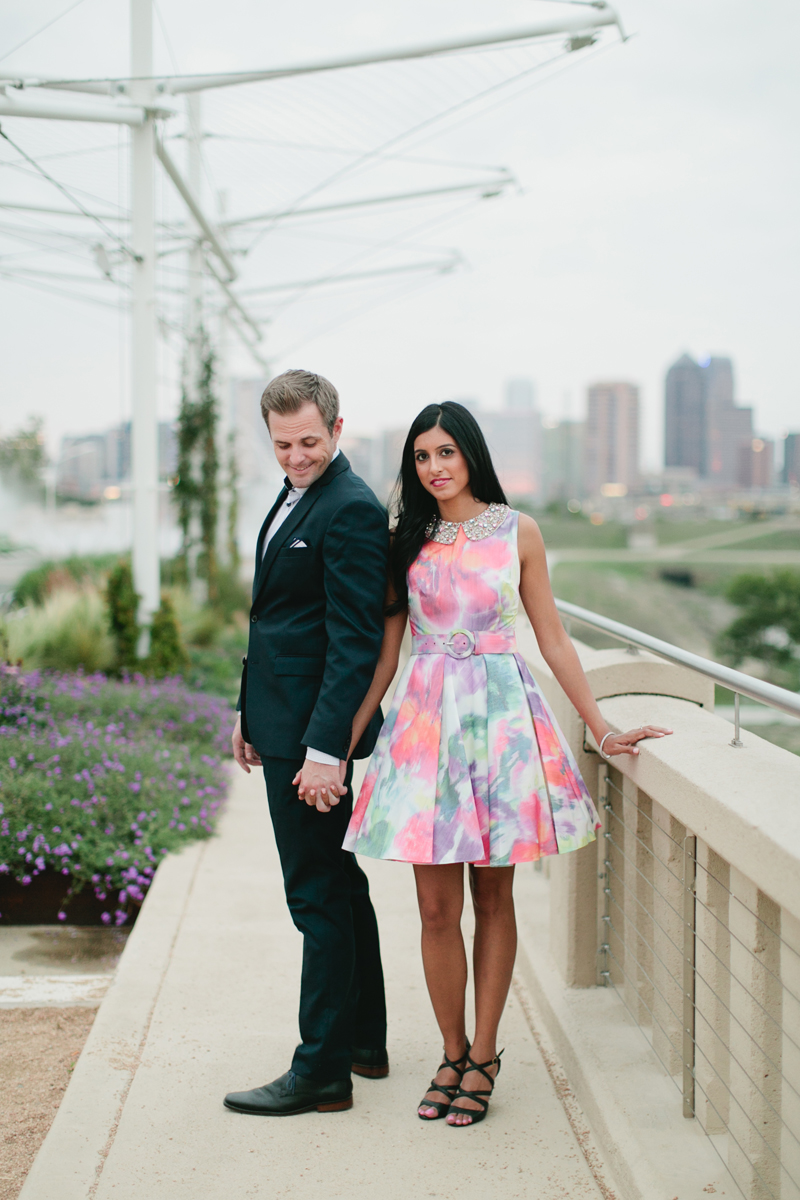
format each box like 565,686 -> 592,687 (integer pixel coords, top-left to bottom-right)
20,768 -> 613,1200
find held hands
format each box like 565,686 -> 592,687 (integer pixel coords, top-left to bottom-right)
599,725 -> 673,758
232,714 -> 262,774
292,759 -> 348,813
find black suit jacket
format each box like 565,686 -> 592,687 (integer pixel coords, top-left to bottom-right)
238,453 -> 389,761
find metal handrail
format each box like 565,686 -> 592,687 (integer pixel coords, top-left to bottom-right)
554,598 -> 800,728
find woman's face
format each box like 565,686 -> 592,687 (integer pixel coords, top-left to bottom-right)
413,425 -> 471,503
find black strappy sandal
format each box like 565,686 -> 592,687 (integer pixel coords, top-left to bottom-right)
417,1043 -> 470,1121
446,1049 -> 504,1126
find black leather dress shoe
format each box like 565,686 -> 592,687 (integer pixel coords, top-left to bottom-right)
224,1071 -> 353,1116
351,1047 -> 390,1079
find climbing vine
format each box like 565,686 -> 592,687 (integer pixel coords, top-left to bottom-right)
0,416 -> 47,490
226,428 -> 240,575
174,331 -> 219,603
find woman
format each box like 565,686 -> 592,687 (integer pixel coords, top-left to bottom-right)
316,401 -> 670,1126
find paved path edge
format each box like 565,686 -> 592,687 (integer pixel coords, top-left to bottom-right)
17,841 -> 206,1200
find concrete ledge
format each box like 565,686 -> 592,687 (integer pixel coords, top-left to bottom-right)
19,840 -> 206,1200
592,692 -> 800,919
515,866 -> 729,1200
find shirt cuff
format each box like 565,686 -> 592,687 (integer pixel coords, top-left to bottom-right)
305,746 -> 340,766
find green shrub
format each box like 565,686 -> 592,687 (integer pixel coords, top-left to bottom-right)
147,594 -> 187,678
716,569 -> 800,689
162,558 -> 249,625
0,417 -> 46,488
215,564 -> 250,622
13,554 -> 118,608
0,667 -> 233,924
3,589 -> 114,673
166,586 -> 217,647
7,551 -> 249,700
184,623 -> 248,704
105,560 -> 140,673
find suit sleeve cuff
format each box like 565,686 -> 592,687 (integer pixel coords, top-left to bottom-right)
305,746 -> 341,766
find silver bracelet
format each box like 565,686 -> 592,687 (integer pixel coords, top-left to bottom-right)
598,731 -> 614,760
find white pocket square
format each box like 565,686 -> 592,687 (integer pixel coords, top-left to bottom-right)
290,539 -> 308,548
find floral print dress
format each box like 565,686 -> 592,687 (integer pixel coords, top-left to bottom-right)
343,506 -> 600,866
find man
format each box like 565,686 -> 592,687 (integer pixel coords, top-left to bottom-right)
224,370 -> 389,1117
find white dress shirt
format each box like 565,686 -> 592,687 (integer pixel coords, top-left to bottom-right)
262,447 -> 340,555
262,449 -> 341,767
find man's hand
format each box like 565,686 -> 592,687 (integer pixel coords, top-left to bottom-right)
293,758 -> 348,813
232,714 -> 262,774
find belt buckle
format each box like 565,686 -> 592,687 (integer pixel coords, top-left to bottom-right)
445,629 -> 476,659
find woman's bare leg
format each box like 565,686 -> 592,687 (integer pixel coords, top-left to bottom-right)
413,863 -> 469,1118
448,864 -> 516,1125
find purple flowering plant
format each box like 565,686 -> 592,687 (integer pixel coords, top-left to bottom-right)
0,665 -> 234,925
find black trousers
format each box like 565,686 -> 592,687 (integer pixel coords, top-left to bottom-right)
263,757 -> 387,1082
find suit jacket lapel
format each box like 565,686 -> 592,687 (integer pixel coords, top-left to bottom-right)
254,486 -> 324,605
253,453 -> 352,605
253,485 -> 288,600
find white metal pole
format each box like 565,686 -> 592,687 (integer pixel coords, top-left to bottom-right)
129,0 -> 159,652
215,191 -> 233,568
216,307 -> 232,566
185,92 -> 203,396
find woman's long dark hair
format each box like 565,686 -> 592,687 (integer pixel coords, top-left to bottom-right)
388,401 -> 507,612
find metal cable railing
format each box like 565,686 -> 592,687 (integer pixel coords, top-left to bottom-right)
555,597 -> 800,744
596,765 -> 800,1200
602,939 -> 792,1200
603,856 -> 800,1144
601,840 -> 800,1110
605,802 -> 800,1028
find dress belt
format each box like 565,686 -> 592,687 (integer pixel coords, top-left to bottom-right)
411,630 -> 517,659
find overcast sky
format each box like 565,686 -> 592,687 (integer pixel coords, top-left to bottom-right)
1,0 -> 798,471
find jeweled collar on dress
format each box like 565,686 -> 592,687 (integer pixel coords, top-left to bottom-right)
425,502 -> 509,545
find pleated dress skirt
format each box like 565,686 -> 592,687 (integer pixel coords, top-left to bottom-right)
343,506 -> 600,866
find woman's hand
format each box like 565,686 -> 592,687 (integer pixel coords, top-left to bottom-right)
600,725 -> 673,758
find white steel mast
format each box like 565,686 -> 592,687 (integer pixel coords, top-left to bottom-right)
129,0 -> 159,651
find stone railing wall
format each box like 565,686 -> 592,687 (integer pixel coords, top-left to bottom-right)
518,616 -> 800,1200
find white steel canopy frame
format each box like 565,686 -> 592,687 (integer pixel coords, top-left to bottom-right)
0,0 -> 625,643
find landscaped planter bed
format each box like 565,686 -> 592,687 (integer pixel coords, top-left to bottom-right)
0,667 -> 233,926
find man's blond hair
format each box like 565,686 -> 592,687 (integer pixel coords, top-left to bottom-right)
260,369 -> 339,434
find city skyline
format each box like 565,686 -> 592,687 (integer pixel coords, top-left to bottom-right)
37,356 -> 797,511
27,346 -> 785,449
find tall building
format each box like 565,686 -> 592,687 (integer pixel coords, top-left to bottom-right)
702,356 -> 753,486
106,422 -> 132,483
542,419 -> 585,501
664,354 -> 705,474
505,379 -> 536,411
782,433 -> 800,486
158,422 -> 177,481
476,381 -> 542,499
56,435 -> 107,502
55,421 -> 175,502
229,378 -> 276,486
584,382 -> 639,494
663,353 -> 753,486
737,438 -> 774,489
376,427 -> 408,503
338,435 -> 381,494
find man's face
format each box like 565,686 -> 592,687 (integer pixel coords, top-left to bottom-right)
268,401 -> 343,489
